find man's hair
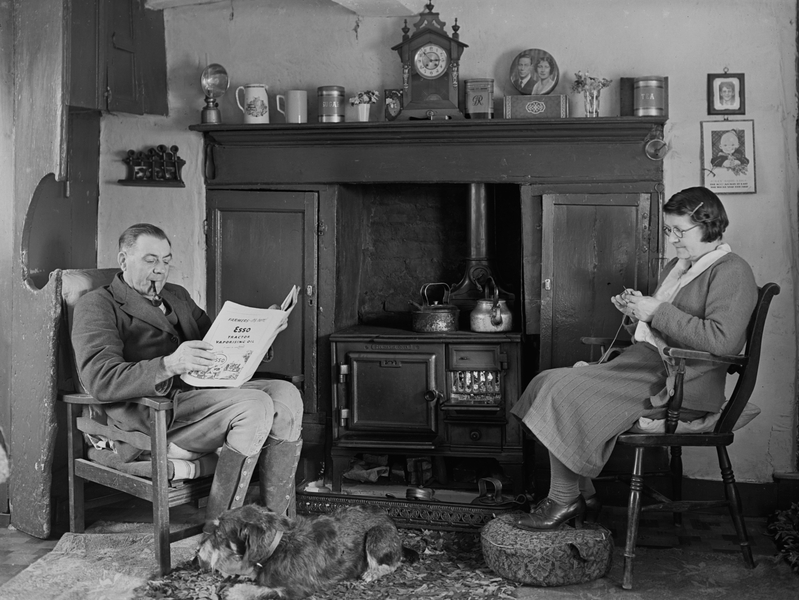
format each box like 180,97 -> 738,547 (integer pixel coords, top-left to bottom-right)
118,223 -> 171,252
664,187 -> 729,243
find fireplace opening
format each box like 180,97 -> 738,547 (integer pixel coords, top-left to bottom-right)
335,183 -> 522,331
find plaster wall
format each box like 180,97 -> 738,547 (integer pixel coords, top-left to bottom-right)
98,0 -> 799,482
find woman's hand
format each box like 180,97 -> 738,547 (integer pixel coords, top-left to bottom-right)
611,289 -> 640,319
624,294 -> 663,323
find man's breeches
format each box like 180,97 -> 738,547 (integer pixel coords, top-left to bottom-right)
166,379 -> 303,456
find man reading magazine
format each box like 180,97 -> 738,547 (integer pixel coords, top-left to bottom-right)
71,223 -> 303,530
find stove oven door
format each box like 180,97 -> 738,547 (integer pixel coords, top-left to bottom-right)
334,344 -> 445,447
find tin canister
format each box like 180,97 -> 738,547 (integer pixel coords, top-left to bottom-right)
634,77 -> 666,117
317,86 -> 345,123
465,79 -> 494,119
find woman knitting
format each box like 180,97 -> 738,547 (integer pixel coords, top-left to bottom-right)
510,186 -> 757,530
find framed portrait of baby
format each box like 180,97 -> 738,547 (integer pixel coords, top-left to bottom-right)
701,120 -> 756,194
707,73 -> 745,115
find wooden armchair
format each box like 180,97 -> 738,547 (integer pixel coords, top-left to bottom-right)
584,282 -> 779,590
55,268 -> 211,576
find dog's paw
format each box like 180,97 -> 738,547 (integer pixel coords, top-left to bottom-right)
362,562 -> 397,583
226,582 -> 286,600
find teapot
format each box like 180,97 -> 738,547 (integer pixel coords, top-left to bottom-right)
470,277 -> 512,333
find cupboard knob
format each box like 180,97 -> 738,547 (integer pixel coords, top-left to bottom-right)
470,430 -> 481,441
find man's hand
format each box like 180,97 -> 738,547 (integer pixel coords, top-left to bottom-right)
268,304 -> 289,335
162,340 -> 216,377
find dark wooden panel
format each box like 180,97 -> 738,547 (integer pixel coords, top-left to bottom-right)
69,0 -> 100,109
208,141 -> 661,186
138,5 -> 167,116
207,190 -> 318,411
541,193 -> 648,370
103,0 -> 142,114
520,187 -> 542,334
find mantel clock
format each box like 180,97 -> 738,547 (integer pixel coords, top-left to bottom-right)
391,2 -> 467,120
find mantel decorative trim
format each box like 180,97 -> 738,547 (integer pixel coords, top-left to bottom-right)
190,117 -> 667,147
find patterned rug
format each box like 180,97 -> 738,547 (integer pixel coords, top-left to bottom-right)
1,523 -> 797,600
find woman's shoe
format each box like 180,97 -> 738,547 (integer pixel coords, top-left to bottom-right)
584,495 -> 602,523
512,496 -> 586,531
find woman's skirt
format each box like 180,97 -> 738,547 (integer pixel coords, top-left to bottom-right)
510,343 -> 668,478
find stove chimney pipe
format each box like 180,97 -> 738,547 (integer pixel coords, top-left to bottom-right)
449,183 -> 514,325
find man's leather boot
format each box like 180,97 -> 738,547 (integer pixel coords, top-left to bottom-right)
203,443 -> 259,532
258,437 -> 303,518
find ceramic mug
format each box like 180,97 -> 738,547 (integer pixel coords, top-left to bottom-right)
277,90 -> 308,123
236,83 -> 270,124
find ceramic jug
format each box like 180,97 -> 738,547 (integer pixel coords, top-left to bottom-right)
470,277 -> 512,333
236,83 -> 270,124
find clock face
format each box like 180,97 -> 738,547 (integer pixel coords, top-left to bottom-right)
413,44 -> 449,80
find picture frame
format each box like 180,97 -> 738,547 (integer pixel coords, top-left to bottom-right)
707,73 -> 745,115
509,49 -> 559,95
384,88 -> 403,121
701,120 -> 756,194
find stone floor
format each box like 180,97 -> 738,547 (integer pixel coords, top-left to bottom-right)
0,496 -> 778,588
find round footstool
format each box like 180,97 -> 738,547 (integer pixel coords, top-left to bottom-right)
481,514 -> 614,586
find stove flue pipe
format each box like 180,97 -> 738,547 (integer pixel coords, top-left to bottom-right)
467,182 -> 489,265
449,184 -> 514,325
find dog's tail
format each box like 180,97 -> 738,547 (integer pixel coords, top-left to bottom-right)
402,546 -> 420,564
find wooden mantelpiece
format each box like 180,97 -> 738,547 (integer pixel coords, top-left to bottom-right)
190,118 -> 666,186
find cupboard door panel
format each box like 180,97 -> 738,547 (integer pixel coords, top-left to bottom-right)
207,190 -> 318,411
541,193 -> 651,370
104,0 -> 142,114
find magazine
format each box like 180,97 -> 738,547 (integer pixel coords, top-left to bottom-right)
180,285 -> 300,388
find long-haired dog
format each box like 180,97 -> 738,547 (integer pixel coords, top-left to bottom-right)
196,503 -> 418,599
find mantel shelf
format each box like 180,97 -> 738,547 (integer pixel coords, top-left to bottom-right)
189,117 -> 667,147
190,117 -> 667,186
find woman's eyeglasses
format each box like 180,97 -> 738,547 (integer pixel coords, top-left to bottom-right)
664,202 -> 704,239
663,224 -> 700,239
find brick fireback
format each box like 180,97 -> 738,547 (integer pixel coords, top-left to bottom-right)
359,185 -> 469,324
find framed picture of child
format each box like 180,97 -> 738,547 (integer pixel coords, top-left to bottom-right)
701,120 -> 756,194
707,73 -> 745,115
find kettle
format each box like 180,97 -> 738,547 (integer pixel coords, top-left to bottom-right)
410,282 -> 459,333
470,277 -> 512,333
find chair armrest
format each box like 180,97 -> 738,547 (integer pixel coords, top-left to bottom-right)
61,392 -> 174,411
662,347 -> 747,368
581,337 -> 632,348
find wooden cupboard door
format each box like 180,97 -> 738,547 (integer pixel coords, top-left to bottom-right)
540,193 -> 653,370
207,190 -> 318,411
103,0 -> 143,114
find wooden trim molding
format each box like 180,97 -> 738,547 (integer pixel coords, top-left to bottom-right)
191,117 -> 667,147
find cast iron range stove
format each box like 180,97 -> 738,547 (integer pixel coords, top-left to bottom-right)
297,184 -> 524,531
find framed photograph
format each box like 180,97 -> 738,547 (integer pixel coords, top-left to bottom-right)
707,73 -> 745,115
509,49 -> 559,95
384,88 -> 403,121
701,120 -> 756,194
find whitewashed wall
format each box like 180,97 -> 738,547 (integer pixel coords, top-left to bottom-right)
99,0 -> 798,482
